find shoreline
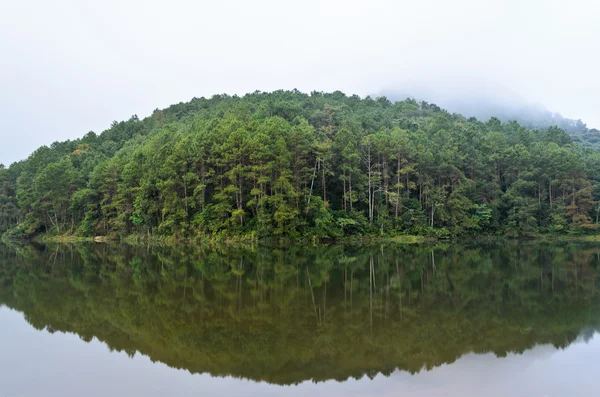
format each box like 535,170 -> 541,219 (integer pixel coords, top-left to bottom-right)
2,233 -> 435,246
4,233 -> 600,246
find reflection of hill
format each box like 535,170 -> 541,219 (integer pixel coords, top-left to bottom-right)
0,241 -> 599,385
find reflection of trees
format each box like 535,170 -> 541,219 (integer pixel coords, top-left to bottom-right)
0,240 -> 599,384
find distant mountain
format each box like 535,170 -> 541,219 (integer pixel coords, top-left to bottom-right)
378,89 -> 600,149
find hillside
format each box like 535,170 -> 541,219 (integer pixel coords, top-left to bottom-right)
1,90 -> 600,240
378,90 -> 600,149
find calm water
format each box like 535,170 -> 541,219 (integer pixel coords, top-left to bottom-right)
1,241 -> 599,397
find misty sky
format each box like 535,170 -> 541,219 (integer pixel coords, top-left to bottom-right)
1,0 -> 599,165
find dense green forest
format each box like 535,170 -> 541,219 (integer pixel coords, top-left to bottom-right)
2,90 -> 600,240
1,241 -> 599,383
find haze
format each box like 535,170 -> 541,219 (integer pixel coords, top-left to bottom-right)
1,0 -> 599,165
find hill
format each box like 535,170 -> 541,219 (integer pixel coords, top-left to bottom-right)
1,90 -> 600,240
378,89 -> 600,149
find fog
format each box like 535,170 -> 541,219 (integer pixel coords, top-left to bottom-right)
377,86 -> 591,133
1,0 -> 599,165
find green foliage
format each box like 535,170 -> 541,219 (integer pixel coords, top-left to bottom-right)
1,213 -> 41,239
470,204 -> 493,231
2,90 -> 600,240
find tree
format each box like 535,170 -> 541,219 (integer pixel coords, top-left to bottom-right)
33,157 -> 80,233
2,90 -> 600,240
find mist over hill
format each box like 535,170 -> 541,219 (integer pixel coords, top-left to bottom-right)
378,89 -> 600,148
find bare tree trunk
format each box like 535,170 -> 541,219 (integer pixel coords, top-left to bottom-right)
349,174 -> 353,211
55,211 -> 60,234
572,184 -> 577,222
343,171 -> 347,211
322,159 -> 326,203
201,165 -> 206,211
396,156 -> 401,219
383,156 -> 389,213
47,209 -> 59,233
306,160 -> 318,215
183,174 -> 189,217
238,171 -> 244,225
367,150 -> 373,224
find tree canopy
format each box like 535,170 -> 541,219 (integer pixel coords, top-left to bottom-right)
2,90 -> 600,240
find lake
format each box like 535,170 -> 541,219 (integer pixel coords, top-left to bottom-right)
1,240 -> 599,396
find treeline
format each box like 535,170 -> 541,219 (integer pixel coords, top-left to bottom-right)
2,90 -> 600,240
380,89 -> 600,148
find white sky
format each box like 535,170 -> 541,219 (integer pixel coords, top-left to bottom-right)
1,0 -> 599,165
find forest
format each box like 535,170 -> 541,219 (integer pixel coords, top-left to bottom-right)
1,90 -> 600,241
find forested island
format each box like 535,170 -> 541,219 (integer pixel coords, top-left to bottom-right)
1,90 -> 600,241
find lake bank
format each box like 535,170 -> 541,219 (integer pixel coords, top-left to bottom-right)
2,232 -> 434,246
9,232 -> 600,248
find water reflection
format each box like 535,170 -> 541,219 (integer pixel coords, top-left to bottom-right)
0,241 -> 599,388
